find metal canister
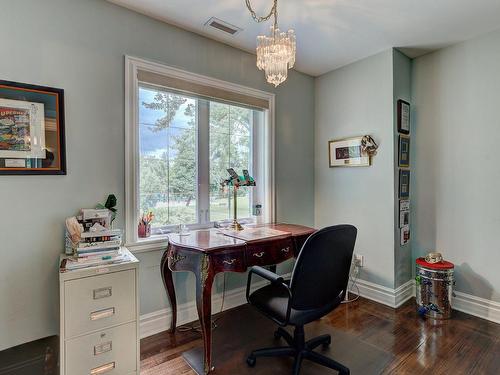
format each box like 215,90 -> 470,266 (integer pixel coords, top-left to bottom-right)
415,257 -> 455,319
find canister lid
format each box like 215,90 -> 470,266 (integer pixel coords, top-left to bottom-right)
416,257 -> 454,270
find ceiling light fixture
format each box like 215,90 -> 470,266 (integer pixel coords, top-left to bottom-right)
245,0 -> 296,87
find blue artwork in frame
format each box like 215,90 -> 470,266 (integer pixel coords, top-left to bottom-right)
399,135 -> 410,167
399,169 -> 410,198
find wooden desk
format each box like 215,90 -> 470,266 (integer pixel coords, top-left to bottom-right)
160,223 -> 315,374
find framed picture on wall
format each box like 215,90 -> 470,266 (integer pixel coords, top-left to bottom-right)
328,136 -> 370,167
400,225 -> 410,246
399,169 -> 410,198
399,199 -> 410,211
398,135 -> 410,167
0,80 -> 66,175
397,99 -> 410,134
399,209 -> 410,228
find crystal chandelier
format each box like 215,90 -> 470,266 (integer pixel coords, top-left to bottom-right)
245,0 -> 296,87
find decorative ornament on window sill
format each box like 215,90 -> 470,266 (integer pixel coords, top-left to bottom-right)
245,0 -> 296,87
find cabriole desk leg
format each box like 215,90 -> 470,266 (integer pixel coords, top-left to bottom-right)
196,254 -> 215,374
160,248 -> 177,332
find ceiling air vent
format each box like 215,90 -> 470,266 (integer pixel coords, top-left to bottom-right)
205,17 -> 242,36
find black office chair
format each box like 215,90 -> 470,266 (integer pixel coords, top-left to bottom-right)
245,225 -> 357,375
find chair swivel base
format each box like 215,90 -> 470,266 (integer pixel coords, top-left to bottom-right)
246,326 -> 350,375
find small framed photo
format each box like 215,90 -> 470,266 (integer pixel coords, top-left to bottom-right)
399,199 -> 410,211
399,210 -> 410,228
328,136 -> 370,167
398,135 -> 410,167
397,99 -> 410,134
399,169 -> 410,198
400,225 -> 410,246
0,80 -> 66,175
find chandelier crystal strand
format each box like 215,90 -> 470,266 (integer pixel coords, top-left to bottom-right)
246,0 -> 296,87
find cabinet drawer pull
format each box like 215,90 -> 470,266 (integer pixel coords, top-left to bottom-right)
281,247 -> 290,253
94,341 -> 112,356
90,307 -> 115,321
223,259 -> 236,265
253,252 -> 265,258
93,287 -> 112,300
90,362 -> 115,374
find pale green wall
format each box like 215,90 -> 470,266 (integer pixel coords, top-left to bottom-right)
314,50 -> 396,288
0,0 -> 314,350
392,50 -> 412,288
315,49 -> 415,290
411,28 -> 500,302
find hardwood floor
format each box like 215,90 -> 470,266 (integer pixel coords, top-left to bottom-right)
0,335 -> 58,375
140,297 -> 499,374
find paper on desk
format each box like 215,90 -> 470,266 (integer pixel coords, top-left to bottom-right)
219,227 -> 290,241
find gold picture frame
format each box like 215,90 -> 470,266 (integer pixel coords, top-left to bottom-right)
328,136 -> 370,167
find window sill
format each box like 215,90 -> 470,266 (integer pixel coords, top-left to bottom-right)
125,235 -> 169,254
125,219 -> 258,254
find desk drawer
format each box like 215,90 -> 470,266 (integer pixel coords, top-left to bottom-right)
65,321 -> 137,375
247,238 -> 294,266
212,249 -> 246,272
65,270 -> 136,338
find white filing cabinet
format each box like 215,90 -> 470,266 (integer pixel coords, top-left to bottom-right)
59,248 -> 139,375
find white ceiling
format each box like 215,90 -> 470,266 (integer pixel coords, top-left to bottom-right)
109,0 -> 500,76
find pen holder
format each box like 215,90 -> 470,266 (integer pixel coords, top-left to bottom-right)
138,222 -> 151,238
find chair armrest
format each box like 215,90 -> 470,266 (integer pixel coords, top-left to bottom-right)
249,266 -> 284,284
246,267 -> 285,302
246,266 -> 292,325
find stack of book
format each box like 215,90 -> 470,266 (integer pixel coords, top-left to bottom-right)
77,229 -> 122,257
64,229 -> 124,270
61,247 -> 131,271
63,207 -> 128,271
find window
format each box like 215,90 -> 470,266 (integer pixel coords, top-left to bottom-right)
125,57 -> 274,245
138,86 -> 260,233
138,87 -> 198,227
209,102 -> 253,222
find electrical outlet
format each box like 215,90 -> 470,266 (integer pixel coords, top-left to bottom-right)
354,254 -> 364,267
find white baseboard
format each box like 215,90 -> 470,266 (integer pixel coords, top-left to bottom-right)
395,279 -> 417,307
141,276 -> 500,339
140,273 -> 290,339
352,279 -> 415,308
452,291 -> 500,324
354,278 -> 500,325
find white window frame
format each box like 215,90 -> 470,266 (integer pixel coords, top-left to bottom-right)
124,56 -> 275,252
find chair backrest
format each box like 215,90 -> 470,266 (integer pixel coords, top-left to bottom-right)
289,225 -> 357,310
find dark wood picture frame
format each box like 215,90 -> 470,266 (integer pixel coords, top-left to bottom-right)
397,99 -> 410,134
399,169 -> 410,198
0,80 -> 66,175
398,135 -> 410,167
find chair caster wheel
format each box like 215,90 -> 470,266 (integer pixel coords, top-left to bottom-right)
246,355 -> 256,367
322,337 -> 331,349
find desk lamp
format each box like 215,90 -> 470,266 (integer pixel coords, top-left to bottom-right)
221,168 -> 256,231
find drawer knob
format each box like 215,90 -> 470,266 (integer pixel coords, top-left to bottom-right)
223,259 -> 236,265
281,247 -> 290,253
90,307 -> 115,321
90,362 -> 115,375
253,252 -> 265,258
93,287 -> 112,300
